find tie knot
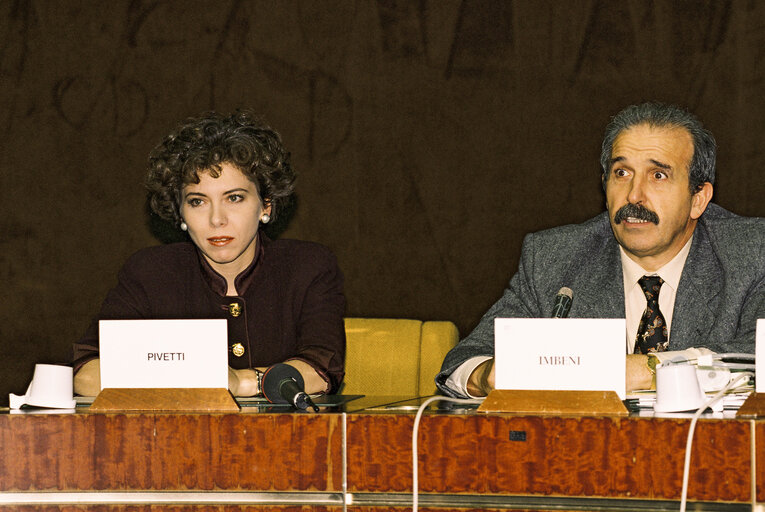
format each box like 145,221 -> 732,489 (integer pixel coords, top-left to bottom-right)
638,275 -> 664,301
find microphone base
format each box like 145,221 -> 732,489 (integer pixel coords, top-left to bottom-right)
293,393 -> 320,412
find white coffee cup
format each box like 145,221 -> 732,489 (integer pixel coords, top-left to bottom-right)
654,363 -> 707,413
9,364 -> 76,409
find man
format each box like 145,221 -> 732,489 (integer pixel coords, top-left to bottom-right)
437,102 -> 765,398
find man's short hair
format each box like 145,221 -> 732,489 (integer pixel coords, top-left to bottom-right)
600,103 -> 716,193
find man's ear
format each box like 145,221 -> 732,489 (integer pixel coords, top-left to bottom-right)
602,175 -> 610,210
690,182 -> 713,220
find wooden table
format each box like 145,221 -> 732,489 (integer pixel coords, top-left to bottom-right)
0,398 -> 762,511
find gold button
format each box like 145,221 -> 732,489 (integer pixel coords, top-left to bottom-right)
231,343 -> 245,357
229,303 -> 242,317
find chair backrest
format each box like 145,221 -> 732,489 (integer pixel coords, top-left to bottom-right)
342,318 -> 459,396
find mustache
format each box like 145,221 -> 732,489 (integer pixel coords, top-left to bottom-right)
614,203 -> 659,225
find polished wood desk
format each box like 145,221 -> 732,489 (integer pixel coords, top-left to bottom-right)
1,397 -> 762,511
348,413 -> 758,502
1,413 -> 343,492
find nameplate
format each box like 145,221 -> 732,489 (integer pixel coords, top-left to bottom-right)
99,319 -> 228,390
757,319 -> 765,393
494,318 -> 626,400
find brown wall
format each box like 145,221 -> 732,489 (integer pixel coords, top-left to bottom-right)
2,1 -> 764,401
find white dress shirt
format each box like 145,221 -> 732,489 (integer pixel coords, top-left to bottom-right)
447,237 -> 695,397
621,236 -> 692,353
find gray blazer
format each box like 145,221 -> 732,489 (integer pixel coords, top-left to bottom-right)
436,204 -> 765,397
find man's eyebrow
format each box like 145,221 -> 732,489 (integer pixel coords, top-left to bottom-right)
609,156 -> 673,171
649,159 -> 672,170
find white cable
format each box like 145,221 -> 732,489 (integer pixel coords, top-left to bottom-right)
715,353 -> 756,361
412,396 -> 483,512
679,372 -> 754,512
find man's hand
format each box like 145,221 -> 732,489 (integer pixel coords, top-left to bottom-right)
466,358 -> 495,397
626,354 -> 654,392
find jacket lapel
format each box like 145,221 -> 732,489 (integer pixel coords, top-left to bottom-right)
570,235 -> 625,320
671,223 -> 721,347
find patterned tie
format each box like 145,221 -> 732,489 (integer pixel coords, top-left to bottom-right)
634,275 -> 669,354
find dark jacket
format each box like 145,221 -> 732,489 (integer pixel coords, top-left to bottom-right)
73,233 -> 347,392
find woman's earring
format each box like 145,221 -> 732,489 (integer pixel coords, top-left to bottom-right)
180,221 -> 188,231
260,214 -> 271,224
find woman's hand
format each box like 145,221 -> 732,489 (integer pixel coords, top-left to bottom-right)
229,362 -> 328,397
73,359 -> 102,397
228,367 -> 262,397
284,360 -> 329,395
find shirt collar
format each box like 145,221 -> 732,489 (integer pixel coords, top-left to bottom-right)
620,235 -> 693,294
197,231 -> 268,296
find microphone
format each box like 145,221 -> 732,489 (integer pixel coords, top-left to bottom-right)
550,287 -> 573,318
261,363 -> 319,412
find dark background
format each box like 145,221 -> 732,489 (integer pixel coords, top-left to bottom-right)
2,0 -> 764,402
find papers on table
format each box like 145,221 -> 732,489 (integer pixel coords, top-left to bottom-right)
626,387 -> 753,414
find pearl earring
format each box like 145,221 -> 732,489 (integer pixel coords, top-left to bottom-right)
261,214 -> 271,224
180,221 -> 188,231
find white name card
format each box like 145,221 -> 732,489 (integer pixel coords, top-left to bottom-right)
494,318 -> 626,399
99,319 -> 228,390
757,319 -> 765,393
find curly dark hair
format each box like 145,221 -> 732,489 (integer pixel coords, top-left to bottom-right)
146,110 -> 297,226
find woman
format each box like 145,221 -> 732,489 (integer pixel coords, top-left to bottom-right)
73,111 -> 346,397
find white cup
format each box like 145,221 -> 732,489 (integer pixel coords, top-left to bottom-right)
654,363 -> 707,413
9,364 -> 76,409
